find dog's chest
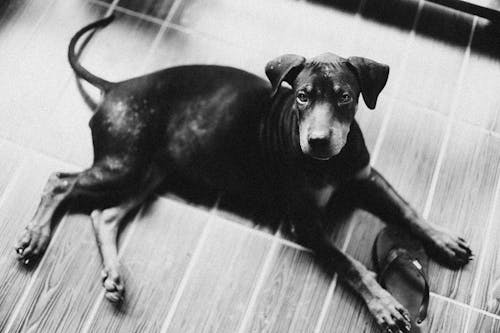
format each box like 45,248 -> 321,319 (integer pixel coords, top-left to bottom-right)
305,177 -> 337,209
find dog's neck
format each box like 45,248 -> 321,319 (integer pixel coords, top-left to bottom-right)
260,88 -> 301,166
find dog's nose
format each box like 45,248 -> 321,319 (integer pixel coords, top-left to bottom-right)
308,132 -> 330,150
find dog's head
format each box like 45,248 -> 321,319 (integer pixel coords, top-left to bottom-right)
266,53 -> 389,160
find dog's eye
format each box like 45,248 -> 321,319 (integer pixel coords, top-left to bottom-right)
296,92 -> 309,104
339,93 -> 352,104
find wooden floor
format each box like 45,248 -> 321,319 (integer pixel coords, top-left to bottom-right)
1,0 -> 500,332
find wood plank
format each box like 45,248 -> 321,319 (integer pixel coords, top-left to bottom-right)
7,212 -> 102,333
0,151 -> 77,332
85,198 -> 211,333
0,140 -> 30,331
350,103 -> 445,267
321,293 -> 469,332
0,0 -> 57,57
144,25 -> 267,82
468,310 -> 500,332
351,0 -> 419,96
169,0 -> 361,63
427,122 -> 500,303
77,6 -> 162,82
320,103 -> 446,329
470,174 -> 500,314
0,1 -> 105,147
243,246 -> 331,333
454,20 -> 500,131
375,103 -> 446,211
398,2 -> 473,114
356,95 -> 393,154
164,218 -> 271,333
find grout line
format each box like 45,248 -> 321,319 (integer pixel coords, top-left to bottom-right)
139,0 -> 185,72
158,196 -> 220,333
90,0 -> 164,25
80,203 -> 147,333
369,0 -> 425,163
431,291 -> 500,322
0,159 -> 27,215
67,2 -> 126,332
2,157 -> 69,332
236,234 -> 281,333
3,215 -> 71,333
103,0 -> 120,16
421,16 -> 477,220
464,115 -> 500,331
314,3 -> 425,331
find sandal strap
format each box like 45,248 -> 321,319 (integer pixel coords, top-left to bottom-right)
378,248 -> 430,324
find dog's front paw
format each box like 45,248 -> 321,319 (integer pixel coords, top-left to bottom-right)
424,227 -> 473,268
101,269 -> 124,303
14,223 -> 51,264
366,288 -> 411,333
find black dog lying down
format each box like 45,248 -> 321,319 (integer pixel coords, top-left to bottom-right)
15,16 -> 472,332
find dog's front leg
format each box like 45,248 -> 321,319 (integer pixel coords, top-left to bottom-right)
350,167 -> 472,268
291,211 -> 411,333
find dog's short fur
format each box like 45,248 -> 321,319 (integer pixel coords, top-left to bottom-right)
15,16 -> 472,332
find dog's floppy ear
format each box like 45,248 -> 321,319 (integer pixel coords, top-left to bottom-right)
265,54 -> 306,97
347,57 -> 389,109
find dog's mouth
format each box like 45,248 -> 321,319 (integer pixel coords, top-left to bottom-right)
309,150 -> 333,160
308,140 -> 347,160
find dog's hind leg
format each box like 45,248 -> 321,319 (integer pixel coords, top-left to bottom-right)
15,172 -> 79,264
15,156 -> 144,264
89,163 -> 165,303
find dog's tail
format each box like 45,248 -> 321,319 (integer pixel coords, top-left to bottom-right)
68,15 -> 115,91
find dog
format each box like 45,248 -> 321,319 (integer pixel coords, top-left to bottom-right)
15,16 -> 472,333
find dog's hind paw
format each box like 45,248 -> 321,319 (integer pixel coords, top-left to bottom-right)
102,269 -> 124,303
14,223 -> 51,264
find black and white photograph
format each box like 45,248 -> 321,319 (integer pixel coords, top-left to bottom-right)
0,0 -> 500,332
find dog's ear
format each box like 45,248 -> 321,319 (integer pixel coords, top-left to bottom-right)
265,54 -> 306,97
347,57 -> 389,109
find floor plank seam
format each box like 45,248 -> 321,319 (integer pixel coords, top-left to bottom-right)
314,2 -> 426,331
0,154 -> 27,213
432,291 -> 500,322
90,0 -> 165,25
368,0 -> 425,163
158,197 -> 220,333
139,0 -> 185,72
2,212 -> 72,333
80,202 -> 147,333
421,15 -> 477,220
236,235 -> 281,333
463,101 -> 500,331
89,0 -> 282,68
